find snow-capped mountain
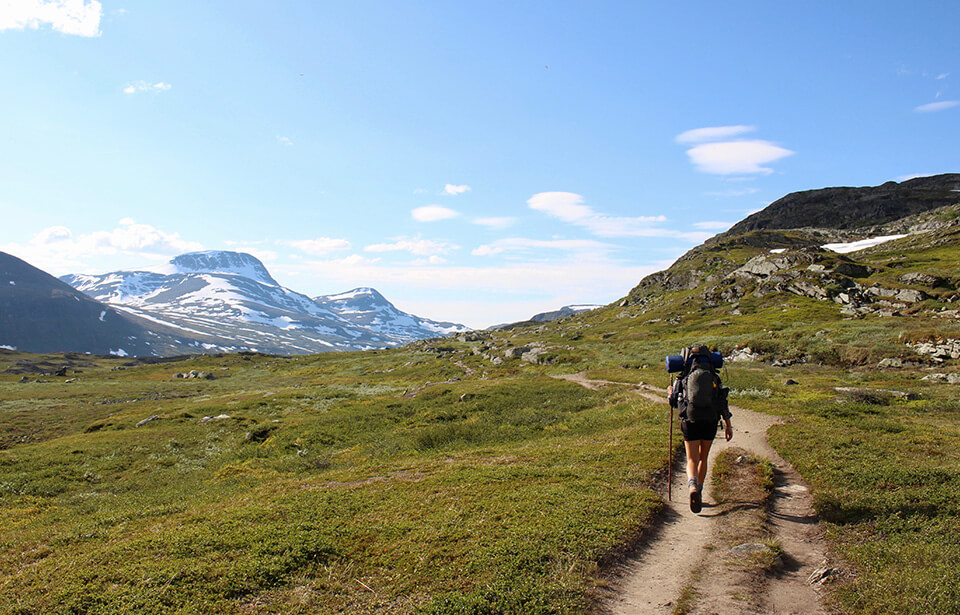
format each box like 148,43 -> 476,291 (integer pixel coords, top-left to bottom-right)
316,287 -> 469,341
61,251 -> 469,355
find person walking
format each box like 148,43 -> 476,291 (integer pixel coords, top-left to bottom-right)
667,345 -> 733,513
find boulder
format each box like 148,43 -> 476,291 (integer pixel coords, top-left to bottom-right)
898,272 -> 942,287
136,415 -> 160,428
896,289 -> 926,303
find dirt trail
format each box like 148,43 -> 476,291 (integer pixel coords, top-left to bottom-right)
555,373 -> 829,615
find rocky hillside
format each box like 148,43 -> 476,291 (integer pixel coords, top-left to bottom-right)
625,175 -> 960,321
723,173 -> 960,236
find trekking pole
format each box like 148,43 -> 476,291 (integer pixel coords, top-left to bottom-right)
668,406 -> 673,502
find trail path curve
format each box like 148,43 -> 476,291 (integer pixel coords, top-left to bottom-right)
555,373 -> 829,615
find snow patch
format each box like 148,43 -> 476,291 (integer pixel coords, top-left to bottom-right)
99,311 -> 107,322
8,281 -> 14,285
822,234 -> 908,254
0,345 -> 16,350
109,348 -> 129,357
770,248 -> 787,254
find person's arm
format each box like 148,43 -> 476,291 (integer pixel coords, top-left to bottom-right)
724,417 -> 733,441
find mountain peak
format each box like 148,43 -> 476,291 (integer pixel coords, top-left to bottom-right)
169,251 -> 278,286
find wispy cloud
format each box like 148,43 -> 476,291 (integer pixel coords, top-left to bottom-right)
527,192 -> 684,238
412,205 -> 459,222
675,125 -> 755,145
472,237 -> 611,257
284,237 -> 352,255
276,136 -> 293,146
937,73 -> 950,80
472,217 -> 517,229
365,237 -> 458,256
914,100 -> 958,113
685,140 -> 794,175
123,81 -> 172,94
442,184 -> 471,196
0,0 -> 102,37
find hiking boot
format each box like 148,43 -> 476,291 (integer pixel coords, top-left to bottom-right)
689,482 -> 701,513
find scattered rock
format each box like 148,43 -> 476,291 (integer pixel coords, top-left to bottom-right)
456,331 -> 487,342
878,358 -> 903,368
65,378 -> 78,383
136,415 -> 160,428
18,376 -> 29,383
54,366 -> 68,377
728,347 -> 762,362
784,378 -> 799,385
835,262 -> 870,277
200,414 -> 232,423
898,272 -> 942,287
808,566 -> 842,586
896,289 -> 926,303
909,339 -> 960,360
174,370 -> 216,380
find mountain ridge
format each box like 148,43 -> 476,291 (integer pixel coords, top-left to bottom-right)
60,251 -> 469,355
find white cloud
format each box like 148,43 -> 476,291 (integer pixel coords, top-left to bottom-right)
2,219 -> 202,275
685,140 -> 794,175
0,0 -> 102,36
123,81 -> 172,95
914,100 -> 958,113
472,217 -> 517,229
675,125 -> 755,144
527,192 -> 679,238
412,205 -> 459,222
365,237 -> 458,256
693,221 -> 733,231
937,73 -> 949,80
442,184 -> 471,196
285,237 -> 352,255
472,237 -> 611,257
276,136 -> 293,146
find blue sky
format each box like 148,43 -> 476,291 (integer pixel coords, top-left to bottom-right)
1,1 -> 957,327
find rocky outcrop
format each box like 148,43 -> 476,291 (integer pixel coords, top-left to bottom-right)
723,174 -> 960,236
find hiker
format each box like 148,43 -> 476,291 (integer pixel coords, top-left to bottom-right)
667,345 -> 733,513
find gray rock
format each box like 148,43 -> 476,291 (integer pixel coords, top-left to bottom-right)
835,262 -> 870,277
199,414 -> 232,423
728,347 -> 762,362
878,358 -> 903,368
808,566 -> 842,586
898,272 -> 942,287
896,289 -> 926,303
136,415 -> 160,428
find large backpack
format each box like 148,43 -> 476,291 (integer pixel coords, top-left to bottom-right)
678,345 -> 723,425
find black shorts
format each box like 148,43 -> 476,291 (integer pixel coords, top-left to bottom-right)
681,419 -> 719,442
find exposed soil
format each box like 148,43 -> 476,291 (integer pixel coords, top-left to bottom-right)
555,373 -> 831,615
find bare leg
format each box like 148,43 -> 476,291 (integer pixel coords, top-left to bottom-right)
696,440 -> 714,488
684,440 -> 700,484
